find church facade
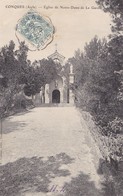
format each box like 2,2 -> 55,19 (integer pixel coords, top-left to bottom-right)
34,49 -> 75,105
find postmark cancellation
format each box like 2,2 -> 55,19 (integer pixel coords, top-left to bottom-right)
16,10 -> 55,50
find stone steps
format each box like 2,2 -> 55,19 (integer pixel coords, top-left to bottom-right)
35,103 -> 75,107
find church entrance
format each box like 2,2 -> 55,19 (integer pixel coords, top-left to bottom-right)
52,90 -> 60,103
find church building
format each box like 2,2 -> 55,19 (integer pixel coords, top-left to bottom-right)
34,48 -> 75,106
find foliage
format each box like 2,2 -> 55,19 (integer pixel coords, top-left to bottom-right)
23,58 -> 59,96
98,117 -> 123,161
0,41 -> 29,116
96,0 -> 123,35
12,94 -> 34,111
38,58 -> 59,84
108,117 -> 123,134
73,36 -> 120,120
73,35 -> 123,178
0,41 -> 59,110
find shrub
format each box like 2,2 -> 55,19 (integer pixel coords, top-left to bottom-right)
108,117 -> 123,134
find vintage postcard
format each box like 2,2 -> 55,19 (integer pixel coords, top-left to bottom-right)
0,0 -> 123,196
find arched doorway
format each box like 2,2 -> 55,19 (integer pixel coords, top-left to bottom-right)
52,90 -> 60,103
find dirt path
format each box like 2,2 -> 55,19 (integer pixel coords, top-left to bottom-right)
1,107 -> 105,196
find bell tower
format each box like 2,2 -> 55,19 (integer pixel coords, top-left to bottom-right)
47,44 -> 65,66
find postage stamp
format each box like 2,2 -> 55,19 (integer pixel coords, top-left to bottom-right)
16,10 -> 55,50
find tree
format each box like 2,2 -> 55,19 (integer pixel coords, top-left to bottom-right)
73,36 -> 120,124
24,58 -> 59,97
96,0 -> 123,35
38,58 -> 59,84
0,41 -> 32,114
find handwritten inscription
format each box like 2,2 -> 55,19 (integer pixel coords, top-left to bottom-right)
49,185 -> 65,193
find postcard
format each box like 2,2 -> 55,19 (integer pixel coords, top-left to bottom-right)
0,0 -> 122,196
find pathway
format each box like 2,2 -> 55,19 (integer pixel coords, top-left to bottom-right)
0,107 -> 105,196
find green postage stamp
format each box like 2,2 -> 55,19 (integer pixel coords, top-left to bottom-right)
16,10 -> 55,50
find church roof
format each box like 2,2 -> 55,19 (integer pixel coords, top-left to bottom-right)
48,50 -> 65,62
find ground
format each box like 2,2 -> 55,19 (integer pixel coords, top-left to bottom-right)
0,106 -> 108,196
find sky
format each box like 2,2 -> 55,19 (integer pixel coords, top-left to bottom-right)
0,0 -> 112,62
